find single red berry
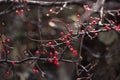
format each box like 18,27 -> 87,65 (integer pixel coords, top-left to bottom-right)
60,32 -> 64,36
48,42 -> 52,45
6,38 -> 11,43
67,33 -> 71,37
64,35 -> 68,40
69,30 -> 73,34
61,38 -> 65,41
66,41 -> 70,45
72,50 -> 77,57
94,33 -> 99,37
6,50 -> 10,54
54,51 -> 58,56
20,9 -> 24,13
105,25 -> 111,30
70,47 -> 74,51
35,50 -> 39,55
11,61 -> 15,65
33,69 -> 39,73
89,16 -> 93,20
115,26 -> 119,32
15,10 -> 20,15
53,56 -> 57,61
54,61 -> 60,67
77,14 -> 80,18
91,21 -> 97,25
50,52 -> 53,56
48,58 -> 53,63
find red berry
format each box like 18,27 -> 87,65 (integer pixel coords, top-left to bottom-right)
60,32 -> 64,36
11,61 -> 15,65
50,52 -> 53,56
20,9 -> 24,13
54,61 -> 60,67
64,35 -> 68,40
49,9 -> 54,13
94,33 -> 99,37
15,10 -> 20,15
70,47 -> 74,51
54,51 -> 58,56
35,50 -> 39,55
91,21 -> 97,25
6,38 -> 11,43
69,30 -> 73,33
66,41 -> 70,45
77,14 -> 80,18
6,50 -> 10,54
67,33 -> 71,37
48,42 -> 52,45
72,50 -> 77,57
32,69 -> 39,73
53,56 -> 57,61
48,58 -> 53,63
89,16 -> 93,20
115,26 -> 119,32
105,25 -> 111,30
61,38 -> 65,41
